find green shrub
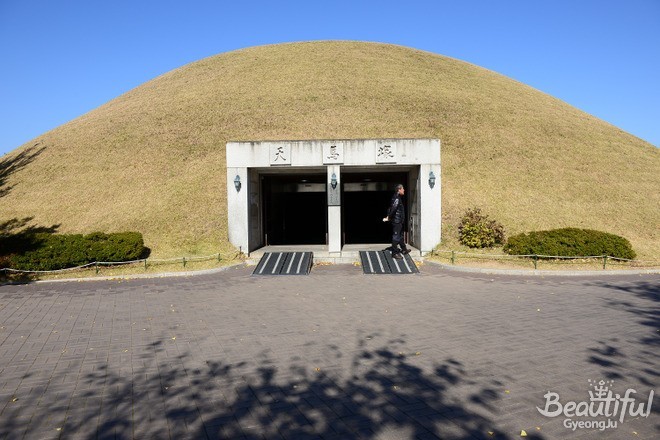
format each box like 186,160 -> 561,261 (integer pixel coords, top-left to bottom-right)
503,228 -> 636,259
85,232 -> 145,262
8,232 -> 147,271
458,208 -> 505,248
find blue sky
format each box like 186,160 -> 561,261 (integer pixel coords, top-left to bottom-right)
1,0 -> 658,156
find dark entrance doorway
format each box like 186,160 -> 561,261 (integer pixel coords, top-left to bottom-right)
262,174 -> 327,245
341,171 -> 408,244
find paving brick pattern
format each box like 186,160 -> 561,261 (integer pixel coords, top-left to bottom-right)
0,265 -> 658,439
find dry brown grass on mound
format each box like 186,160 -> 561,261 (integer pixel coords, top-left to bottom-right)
0,41 -> 658,259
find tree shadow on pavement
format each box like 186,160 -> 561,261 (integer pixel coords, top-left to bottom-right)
0,336 -> 545,440
591,281 -> 659,374
586,280 -> 660,429
600,281 -> 659,348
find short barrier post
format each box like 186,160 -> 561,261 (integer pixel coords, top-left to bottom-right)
183,257 -> 187,268
533,255 -> 538,270
451,251 -> 456,265
603,255 -> 607,270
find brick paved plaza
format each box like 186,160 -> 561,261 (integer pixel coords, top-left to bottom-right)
0,264 -> 658,439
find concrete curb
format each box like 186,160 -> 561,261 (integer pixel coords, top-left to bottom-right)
2,263 -> 245,285
425,260 -> 660,277
3,260 -> 658,285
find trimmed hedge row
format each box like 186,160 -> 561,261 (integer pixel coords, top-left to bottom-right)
503,228 -> 636,259
7,232 -> 147,271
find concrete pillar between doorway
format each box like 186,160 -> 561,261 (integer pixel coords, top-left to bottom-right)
327,165 -> 341,254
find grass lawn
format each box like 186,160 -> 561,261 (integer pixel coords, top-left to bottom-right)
0,41 -> 657,261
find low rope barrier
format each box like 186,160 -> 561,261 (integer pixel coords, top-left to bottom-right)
3,263 -> 97,274
1,249 -> 657,276
429,250 -> 659,270
0,251 -> 242,276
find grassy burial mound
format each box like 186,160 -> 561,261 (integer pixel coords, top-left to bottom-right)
0,41 -> 658,259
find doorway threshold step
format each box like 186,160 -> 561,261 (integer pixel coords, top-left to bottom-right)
247,245 -> 421,266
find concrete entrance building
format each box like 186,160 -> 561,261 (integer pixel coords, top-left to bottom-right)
226,139 -> 441,259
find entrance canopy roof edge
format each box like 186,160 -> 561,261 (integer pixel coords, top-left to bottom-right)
226,138 -> 440,168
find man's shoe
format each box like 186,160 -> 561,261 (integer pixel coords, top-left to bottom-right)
393,253 -> 403,260
401,249 -> 411,255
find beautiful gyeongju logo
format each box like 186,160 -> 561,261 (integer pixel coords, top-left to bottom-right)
537,379 -> 655,431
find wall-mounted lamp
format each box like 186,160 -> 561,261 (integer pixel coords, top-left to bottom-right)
330,172 -> 338,190
234,175 -> 241,192
428,171 -> 436,189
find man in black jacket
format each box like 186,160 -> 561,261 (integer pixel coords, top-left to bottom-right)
383,184 -> 409,259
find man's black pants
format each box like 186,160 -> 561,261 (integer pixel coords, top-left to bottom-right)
391,222 -> 408,254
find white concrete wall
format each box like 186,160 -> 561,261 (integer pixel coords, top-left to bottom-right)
226,139 -> 441,254
226,166 -> 249,253
326,165 -> 341,254
419,163 -> 442,253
